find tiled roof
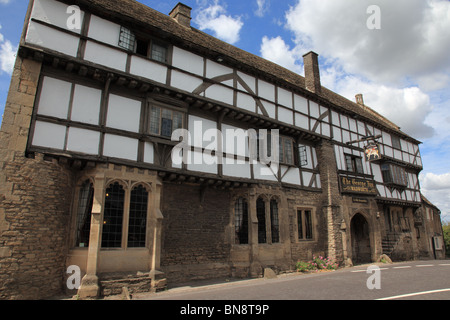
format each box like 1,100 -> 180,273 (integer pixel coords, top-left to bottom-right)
73,0 -> 419,143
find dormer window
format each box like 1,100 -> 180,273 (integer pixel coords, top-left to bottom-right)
118,26 -> 168,63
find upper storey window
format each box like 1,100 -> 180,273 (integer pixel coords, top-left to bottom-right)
118,26 -> 169,63
149,105 -> 184,138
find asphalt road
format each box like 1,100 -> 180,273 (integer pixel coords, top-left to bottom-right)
132,260 -> 450,301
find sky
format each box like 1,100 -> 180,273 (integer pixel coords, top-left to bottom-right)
0,0 -> 449,223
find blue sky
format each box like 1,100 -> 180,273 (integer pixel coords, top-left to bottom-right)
0,0 -> 449,222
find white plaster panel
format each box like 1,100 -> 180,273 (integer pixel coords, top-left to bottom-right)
377,185 -> 386,198
236,92 -> 256,113
349,118 -> 357,132
333,126 -> 342,142
295,112 -> 309,130
253,162 -> 278,182
334,145 -> 342,170
188,115 -> 217,149
315,175 -> 322,189
323,123 -> 331,137
71,84 -> 101,125
281,167 -> 301,185
394,149 -> 403,160
277,87 -> 292,108
222,157 -> 251,179
205,85 -> 234,105
302,171 -> 313,187
84,41 -> 127,71
294,94 -> 308,114
261,101 -> 276,118
331,111 -> 340,126
237,71 -> 256,93
66,127 -> 100,155
171,70 -> 204,93
278,107 -> 293,125
144,142 -> 154,164
32,121 -> 66,150
357,121 -> 365,134
103,134 -> 138,161
187,150 -> 218,174
340,114 -> 349,129
31,0 -> 84,33
130,56 -> 168,84
26,21 -> 80,57
172,47 -> 204,76
206,60 -> 233,79
37,77 -> 72,119
384,146 -> 393,158
88,15 -> 121,46
309,101 -> 320,118
222,124 -> 248,157
106,94 -> 141,133
258,80 -> 275,102
382,131 -> 392,146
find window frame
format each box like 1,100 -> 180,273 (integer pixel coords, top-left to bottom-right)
297,208 -> 314,241
148,103 -> 186,139
279,136 -> 295,166
381,162 -> 408,188
345,153 -> 364,174
74,179 -> 94,248
119,25 -> 170,64
234,198 -> 249,245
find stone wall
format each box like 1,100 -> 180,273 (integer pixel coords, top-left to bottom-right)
160,183 -> 232,284
0,57 -> 76,299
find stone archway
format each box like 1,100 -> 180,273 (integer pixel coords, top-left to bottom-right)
350,213 -> 372,264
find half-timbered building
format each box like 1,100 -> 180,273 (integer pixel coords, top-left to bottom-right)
0,0 -> 445,299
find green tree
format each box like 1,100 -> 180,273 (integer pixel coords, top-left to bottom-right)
443,222 -> 450,258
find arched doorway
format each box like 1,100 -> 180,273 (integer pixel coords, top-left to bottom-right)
351,214 -> 372,264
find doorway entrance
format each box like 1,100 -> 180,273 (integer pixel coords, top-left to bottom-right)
351,214 -> 372,264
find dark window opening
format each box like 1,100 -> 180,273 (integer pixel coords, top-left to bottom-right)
298,209 -> 313,240
75,180 -> 94,248
234,198 -> 249,244
391,135 -> 401,150
102,182 -> 125,248
136,38 -> 150,56
270,199 -> 279,243
128,185 -> 148,248
257,198 -> 266,244
381,163 -> 408,187
345,154 -> 364,174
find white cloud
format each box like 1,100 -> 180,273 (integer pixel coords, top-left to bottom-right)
0,25 -> 17,74
258,0 -> 450,140
333,74 -> 435,139
255,0 -> 270,18
193,0 -> 243,44
420,172 -> 450,222
285,0 -> 450,87
260,36 -> 303,74
0,0 -> 12,4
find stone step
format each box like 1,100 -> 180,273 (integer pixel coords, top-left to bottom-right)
99,272 -> 152,297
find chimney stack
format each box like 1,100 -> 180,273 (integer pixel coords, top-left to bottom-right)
169,3 -> 192,28
303,51 -> 321,94
355,94 -> 364,106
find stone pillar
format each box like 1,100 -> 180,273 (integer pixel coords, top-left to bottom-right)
248,189 -> 261,277
77,173 -> 105,298
150,180 -> 166,292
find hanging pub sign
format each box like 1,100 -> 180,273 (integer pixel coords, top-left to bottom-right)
364,143 -> 381,162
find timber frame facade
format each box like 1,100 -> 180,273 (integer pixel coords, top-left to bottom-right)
0,0 -> 445,299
